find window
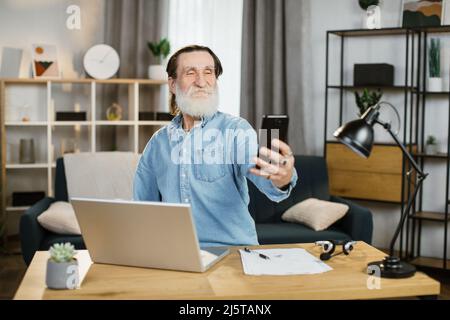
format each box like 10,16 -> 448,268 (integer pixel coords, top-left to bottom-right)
168,0 -> 244,116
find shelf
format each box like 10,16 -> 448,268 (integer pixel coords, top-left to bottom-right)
410,257 -> 450,271
421,91 -> 450,95
329,27 -> 412,37
96,121 -> 135,126
413,152 -> 449,159
327,85 -> 411,91
6,163 -> 48,169
328,25 -> 450,37
0,78 -> 167,85
6,206 -> 30,212
138,121 -> 172,126
5,121 -> 47,126
51,121 -> 92,126
411,211 -> 450,222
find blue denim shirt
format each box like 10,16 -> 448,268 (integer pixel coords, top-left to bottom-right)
133,111 -> 298,247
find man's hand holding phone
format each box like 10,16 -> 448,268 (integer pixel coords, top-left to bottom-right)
249,138 -> 295,189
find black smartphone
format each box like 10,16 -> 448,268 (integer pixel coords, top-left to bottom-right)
260,114 -> 289,147
257,115 -> 289,168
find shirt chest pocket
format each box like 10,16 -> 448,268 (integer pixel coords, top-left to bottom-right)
193,144 -> 226,182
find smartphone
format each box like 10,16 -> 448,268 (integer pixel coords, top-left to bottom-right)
257,114 -> 289,168
260,114 -> 289,147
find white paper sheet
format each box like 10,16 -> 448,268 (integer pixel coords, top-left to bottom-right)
239,248 -> 332,276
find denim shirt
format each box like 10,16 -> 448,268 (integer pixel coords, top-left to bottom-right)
133,111 -> 298,247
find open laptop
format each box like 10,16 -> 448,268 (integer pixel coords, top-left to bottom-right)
71,197 -> 229,272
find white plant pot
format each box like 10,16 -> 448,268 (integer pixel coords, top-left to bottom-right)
46,259 -> 79,290
428,77 -> 442,92
364,5 -> 381,29
148,65 -> 167,80
425,144 -> 439,155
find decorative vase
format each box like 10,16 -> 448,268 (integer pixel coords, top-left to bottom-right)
19,139 -> 35,164
148,65 -> 166,80
365,5 -> 381,29
428,77 -> 442,92
106,102 -> 123,121
46,259 -> 79,289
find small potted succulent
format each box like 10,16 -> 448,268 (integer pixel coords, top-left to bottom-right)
46,242 -> 79,290
147,38 -> 170,80
425,135 -> 439,154
354,88 -> 383,116
428,38 -> 442,92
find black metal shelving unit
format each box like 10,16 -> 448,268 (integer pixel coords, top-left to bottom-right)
409,28 -> 450,272
325,26 -> 450,272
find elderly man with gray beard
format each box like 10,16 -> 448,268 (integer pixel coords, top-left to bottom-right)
133,45 -> 298,247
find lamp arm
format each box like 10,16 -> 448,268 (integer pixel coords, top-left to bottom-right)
375,120 -> 427,179
375,120 -> 428,256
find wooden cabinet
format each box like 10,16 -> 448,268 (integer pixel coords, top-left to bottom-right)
326,142 -> 415,203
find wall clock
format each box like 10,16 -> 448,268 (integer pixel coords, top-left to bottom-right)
83,44 -> 120,79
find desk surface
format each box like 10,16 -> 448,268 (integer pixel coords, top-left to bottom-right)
14,242 -> 440,300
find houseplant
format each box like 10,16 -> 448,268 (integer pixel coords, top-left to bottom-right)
354,88 -> 383,116
425,135 -> 438,154
46,242 -> 79,289
428,38 -> 442,92
147,38 -> 170,80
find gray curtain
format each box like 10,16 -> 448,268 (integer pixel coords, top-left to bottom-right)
104,0 -> 168,78
240,0 -> 311,155
102,0 -> 168,150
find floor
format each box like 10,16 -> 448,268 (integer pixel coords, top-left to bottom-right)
1,237 -> 449,300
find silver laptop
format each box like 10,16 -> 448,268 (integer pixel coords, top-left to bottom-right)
71,197 -> 229,272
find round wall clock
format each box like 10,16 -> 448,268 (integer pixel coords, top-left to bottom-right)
83,44 -> 120,80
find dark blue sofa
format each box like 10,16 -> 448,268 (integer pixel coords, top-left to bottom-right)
20,155 -> 373,265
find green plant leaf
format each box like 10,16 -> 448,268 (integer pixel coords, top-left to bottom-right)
354,88 -> 382,115
358,0 -> 379,10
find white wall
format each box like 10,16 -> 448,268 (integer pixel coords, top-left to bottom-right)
0,0 -> 105,78
309,0 -> 450,258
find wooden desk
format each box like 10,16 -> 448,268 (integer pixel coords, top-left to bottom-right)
14,242 -> 440,300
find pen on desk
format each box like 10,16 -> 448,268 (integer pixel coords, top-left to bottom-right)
244,247 -> 270,260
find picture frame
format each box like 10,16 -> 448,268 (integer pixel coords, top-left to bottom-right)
31,44 -> 60,79
401,0 -> 443,28
442,0 -> 450,25
0,47 -> 23,77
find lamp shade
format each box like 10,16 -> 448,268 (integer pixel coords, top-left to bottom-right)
333,118 -> 374,158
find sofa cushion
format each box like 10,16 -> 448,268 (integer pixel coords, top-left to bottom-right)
63,152 -> 141,200
281,198 -> 348,231
37,201 -> 81,235
255,222 -> 351,244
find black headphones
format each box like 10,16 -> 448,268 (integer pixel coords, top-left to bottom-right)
315,240 -> 357,261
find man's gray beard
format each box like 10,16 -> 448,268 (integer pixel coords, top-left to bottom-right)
175,83 -> 219,118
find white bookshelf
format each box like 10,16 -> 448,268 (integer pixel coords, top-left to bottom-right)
0,78 -> 170,234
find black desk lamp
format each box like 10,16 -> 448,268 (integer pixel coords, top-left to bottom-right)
333,101 -> 428,278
